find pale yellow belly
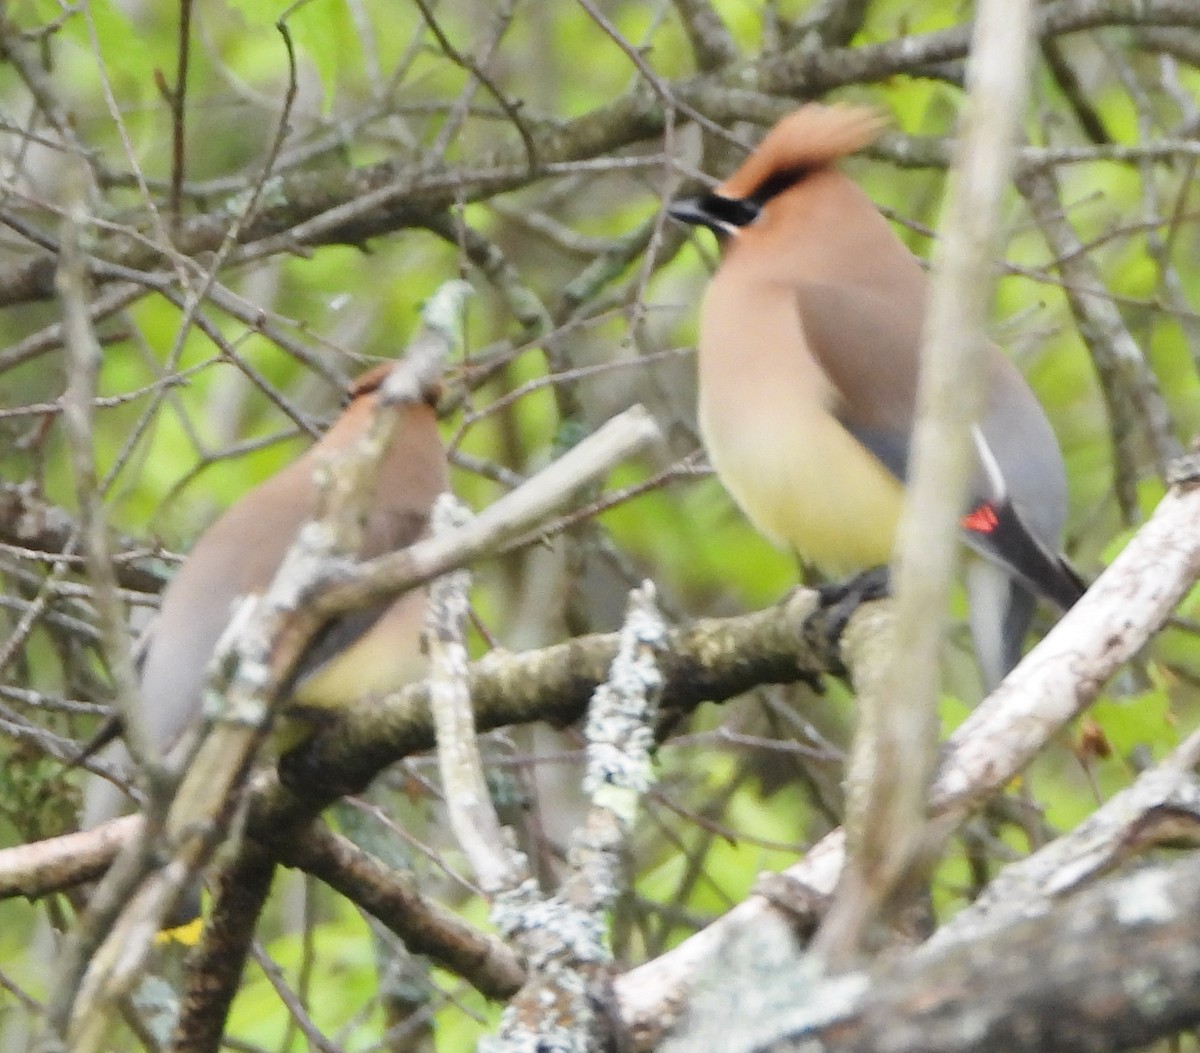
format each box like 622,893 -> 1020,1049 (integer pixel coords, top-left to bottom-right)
700,401 -> 904,574
291,590 -> 428,710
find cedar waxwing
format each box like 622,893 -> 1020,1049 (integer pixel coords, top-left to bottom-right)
83,364 -> 448,918
668,105 -> 1084,689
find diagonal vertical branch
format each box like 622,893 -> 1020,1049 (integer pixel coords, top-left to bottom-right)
426,494 -> 527,895
1016,164 -> 1181,515
816,0 -> 1038,962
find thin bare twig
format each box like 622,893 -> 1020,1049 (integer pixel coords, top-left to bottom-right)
55,164 -> 153,771
167,0 -> 196,228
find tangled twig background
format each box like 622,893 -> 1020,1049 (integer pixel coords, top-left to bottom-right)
2,2 -> 1200,1051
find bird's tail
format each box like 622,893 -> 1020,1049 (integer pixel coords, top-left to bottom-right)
965,551 -> 1087,693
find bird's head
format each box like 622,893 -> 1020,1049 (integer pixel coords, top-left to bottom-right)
668,104 -> 885,238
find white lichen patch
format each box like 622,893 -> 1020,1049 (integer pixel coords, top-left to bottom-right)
1112,868 -> 1177,926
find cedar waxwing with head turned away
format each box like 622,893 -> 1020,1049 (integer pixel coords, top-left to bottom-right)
82,364 -> 449,920
668,104 -> 1085,690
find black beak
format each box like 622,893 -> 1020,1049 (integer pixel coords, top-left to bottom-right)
667,195 -> 712,227
667,192 -> 760,236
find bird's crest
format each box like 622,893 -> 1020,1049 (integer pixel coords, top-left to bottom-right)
347,363 -> 441,407
348,363 -> 394,399
717,104 -> 886,201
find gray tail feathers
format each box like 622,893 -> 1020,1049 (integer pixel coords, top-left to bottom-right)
966,559 -> 1039,693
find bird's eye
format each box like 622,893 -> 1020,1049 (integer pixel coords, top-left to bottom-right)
750,167 -> 809,206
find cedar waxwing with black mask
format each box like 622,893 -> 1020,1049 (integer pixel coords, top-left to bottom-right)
668,104 -> 1085,690
82,363 -> 448,922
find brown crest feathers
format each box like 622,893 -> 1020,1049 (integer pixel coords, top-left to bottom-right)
346,363 -> 441,408
716,104 -> 886,201
347,363 -> 393,400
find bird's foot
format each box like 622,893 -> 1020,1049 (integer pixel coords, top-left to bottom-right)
817,566 -> 890,643
817,565 -> 890,608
